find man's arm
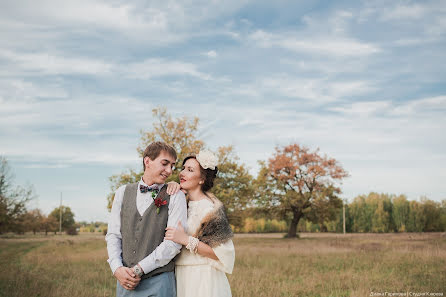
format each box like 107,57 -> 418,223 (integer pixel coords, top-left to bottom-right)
137,190 -> 188,274
105,185 -> 141,290
105,185 -> 126,274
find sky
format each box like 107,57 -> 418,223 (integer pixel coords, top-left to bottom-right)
1,0 -> 445,222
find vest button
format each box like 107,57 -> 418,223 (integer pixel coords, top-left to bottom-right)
133,250 -> 136,254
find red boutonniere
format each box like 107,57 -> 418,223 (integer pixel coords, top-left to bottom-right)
154,197 -> 167,214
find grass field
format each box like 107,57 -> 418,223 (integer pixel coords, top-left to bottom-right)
0,232 -> 445,297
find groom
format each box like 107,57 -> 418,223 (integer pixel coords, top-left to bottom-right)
106,141 -> 187,297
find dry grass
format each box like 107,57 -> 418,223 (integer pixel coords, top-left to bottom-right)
230,233 -> 446,297
0,233 -> 445,297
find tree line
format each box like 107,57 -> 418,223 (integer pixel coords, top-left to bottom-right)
107,108 -> 445,237
3,109 -> 445,237
0,157 -> 76,235
341,193 -> 446,233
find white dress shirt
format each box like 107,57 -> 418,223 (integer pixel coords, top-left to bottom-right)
105,178 -> 187,275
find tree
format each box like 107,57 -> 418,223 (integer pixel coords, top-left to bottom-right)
347,193 -> 395,233
213,146 -> 255,228
366,193 -> 394,233
106,108 -> 254,227
349,195 -> 370,232
107,169 -> 143,210
49,206 -> 75,232
393,195 -> 410,232
42,215 -> 59,235
137,107 -> 205,170
420,197 -> 442,232
341,194 -> 445,233
306,185 -> 343,232
262,144 -> 348,238
107,107 -> 205,210
22,209 -> 44,234
407,200 -> 425,232
0,157 -> 35,234
440,200 -> 446,232
372,199 -> 390,233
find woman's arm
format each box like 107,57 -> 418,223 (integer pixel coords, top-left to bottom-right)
165,223 -> 219,260
166,181 -> 181,195
195,241 -> 219,260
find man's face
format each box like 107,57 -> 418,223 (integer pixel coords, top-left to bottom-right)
144,151 -> 176,184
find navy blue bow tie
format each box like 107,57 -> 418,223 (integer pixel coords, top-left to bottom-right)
140,185 -> 158,193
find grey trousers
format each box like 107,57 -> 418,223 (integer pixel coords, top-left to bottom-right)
116,272 -> 176,297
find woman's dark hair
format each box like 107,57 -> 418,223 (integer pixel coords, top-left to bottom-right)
182,155 -> 218,192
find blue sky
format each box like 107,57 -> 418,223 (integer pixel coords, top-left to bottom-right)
1,0 -> 445,222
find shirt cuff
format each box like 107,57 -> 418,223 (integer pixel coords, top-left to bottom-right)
108,259 -> 124,275
138,256 -> 155,275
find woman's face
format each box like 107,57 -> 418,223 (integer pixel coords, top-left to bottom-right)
179,158 -> 203,191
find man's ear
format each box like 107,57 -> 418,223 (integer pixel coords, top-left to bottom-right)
144,156 -> 151,168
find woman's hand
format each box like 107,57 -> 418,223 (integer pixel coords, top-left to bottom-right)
165,222 -> 188,246
166,181 -> 181,195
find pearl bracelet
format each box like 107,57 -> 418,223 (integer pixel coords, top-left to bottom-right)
186,236 -> 199,254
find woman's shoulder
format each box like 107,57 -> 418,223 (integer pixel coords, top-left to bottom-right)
193,193 -> 234,247
205,192 -> 224,208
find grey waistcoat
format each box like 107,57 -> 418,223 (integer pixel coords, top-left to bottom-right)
120,183 -> 174,279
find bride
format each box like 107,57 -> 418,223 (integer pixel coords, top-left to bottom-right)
164,151 -> 235,297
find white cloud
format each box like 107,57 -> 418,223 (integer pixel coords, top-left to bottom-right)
0,0 -> 252,49
359,1 -> 446,40
256,76 -> 375,103
124,58 -> 211,80
381,4 -> 428,20
0,50 -> 113,76
391,96 -> 446,115
280,58 -> 369,75
0,79 -> 67,102
0,0 -> 170,34
250,30 -> 381,56
330,101 -> 391,116
204,50 -> 218,58
0,49 -> 211,80
330,96 -> 446,118
330,10 -> 354,34
2,137 -> 137,166
393,38 -> 427,46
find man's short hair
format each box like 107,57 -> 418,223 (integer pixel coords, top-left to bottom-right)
142,142 -> 177,170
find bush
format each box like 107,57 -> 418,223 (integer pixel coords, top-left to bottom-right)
241,217 -> 288,233
65,226 -> 78,235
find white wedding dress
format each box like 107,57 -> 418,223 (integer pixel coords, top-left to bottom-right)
175,198 -> 235,297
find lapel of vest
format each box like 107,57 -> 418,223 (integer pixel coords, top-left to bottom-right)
139,184 -> 169,218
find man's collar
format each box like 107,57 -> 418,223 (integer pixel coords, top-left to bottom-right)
139,177 -> 163,190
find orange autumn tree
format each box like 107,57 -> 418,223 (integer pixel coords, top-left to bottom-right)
265,144 -> 348,238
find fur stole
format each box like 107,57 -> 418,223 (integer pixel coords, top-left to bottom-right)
192,194 -> 233,248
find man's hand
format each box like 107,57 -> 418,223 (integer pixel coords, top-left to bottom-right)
114,267 -> 141,290
165,221 -> 188,245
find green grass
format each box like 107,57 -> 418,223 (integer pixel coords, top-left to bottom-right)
0,233 -> 445,297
